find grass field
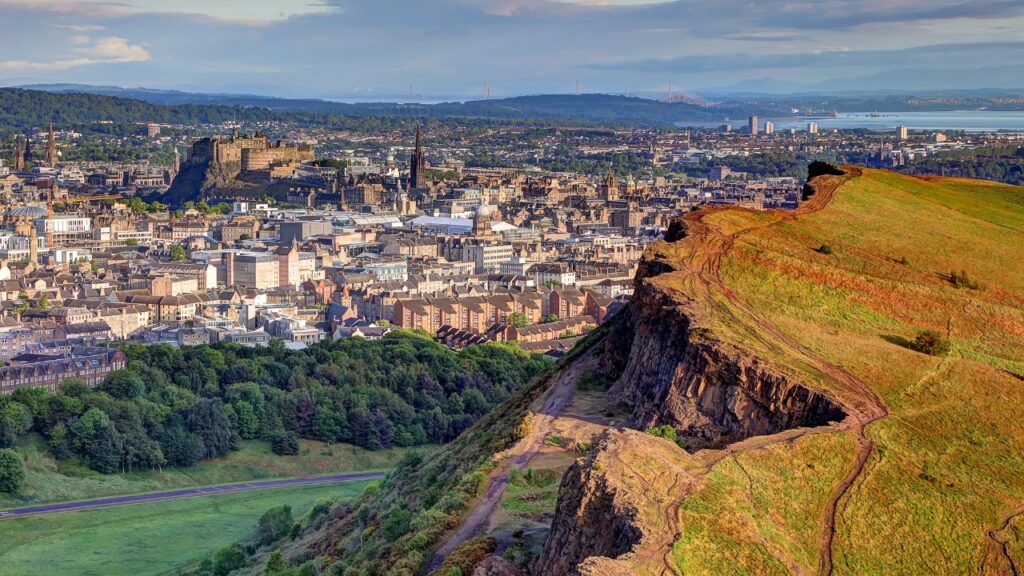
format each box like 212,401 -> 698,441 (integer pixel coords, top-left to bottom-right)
654,168 -> 1024,574
0,434 -> 426,509
0,480 -> 373,576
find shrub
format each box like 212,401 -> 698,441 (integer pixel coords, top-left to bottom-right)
949,269 -> 979,289
256,505 -> 294,546
910,330 -> 950,356
271,431 -> 300,456
211,543 -> 247,576
815,244 -> 834,255
645,425 -> 678,443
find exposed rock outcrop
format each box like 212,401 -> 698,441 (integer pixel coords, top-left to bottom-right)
535,429 -> 694,576
536,179 -> 849,573
603,249 -> 846,448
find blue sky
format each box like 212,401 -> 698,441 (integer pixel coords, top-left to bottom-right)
0,0 -> 1022,99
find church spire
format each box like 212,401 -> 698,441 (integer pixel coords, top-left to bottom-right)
410,124 -> 426,189
12,136 -> 24,171
46,122 -> 58,166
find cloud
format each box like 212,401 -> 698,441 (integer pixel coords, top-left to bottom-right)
76,36 -> 150,62
46,22 -> 105,31
1,0 -> 1022,95
595,41 -> 1024,74
0,35 -> 149,72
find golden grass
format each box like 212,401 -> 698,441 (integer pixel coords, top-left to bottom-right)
665,169 -> 1024,574
673,432 -> 855,576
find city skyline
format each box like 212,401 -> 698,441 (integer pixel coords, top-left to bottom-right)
0,0 -> 1022,99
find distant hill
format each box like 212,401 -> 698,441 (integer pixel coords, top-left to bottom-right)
13,85 -> 750,127
0,88 -> 287,131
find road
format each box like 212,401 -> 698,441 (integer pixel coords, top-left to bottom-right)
0,472 -> 385,520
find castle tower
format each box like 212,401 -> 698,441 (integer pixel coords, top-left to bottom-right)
409,125 -> 426,189
45,123 -> 58,166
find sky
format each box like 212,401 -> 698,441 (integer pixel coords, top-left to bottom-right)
0,0 -> 1022,99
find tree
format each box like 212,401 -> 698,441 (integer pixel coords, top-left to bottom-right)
231,400 -> 259,439
0,449 -> 26,493
126,197 -> 147,213
99,369 -> 146,399
36,294 -> 51,310
186,399 -> 235,458
170,244 -> 188,261
507,312 -> 529,328
70,408 -> 122,473
160,424 -> 206,467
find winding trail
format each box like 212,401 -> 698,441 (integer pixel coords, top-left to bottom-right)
428,167 -> 893,576
0,472 -> 385,520
675,166 -> 889,576
985,509 -> 1024,576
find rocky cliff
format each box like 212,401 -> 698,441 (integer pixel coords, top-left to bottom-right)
535,429 -> 695,576
535,172 -> 850,574
605,280 -> 846,448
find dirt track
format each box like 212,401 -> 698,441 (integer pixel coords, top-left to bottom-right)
426,355 -> 586,573
430,167 -> 892,576
674,166 -> 889,576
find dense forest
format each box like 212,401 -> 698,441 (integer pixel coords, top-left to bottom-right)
0,333 -> 550,482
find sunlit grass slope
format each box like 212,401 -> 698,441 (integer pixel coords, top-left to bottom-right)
671,169 -> 1024,575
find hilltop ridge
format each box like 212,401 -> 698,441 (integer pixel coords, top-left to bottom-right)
243,166 -> 1024,576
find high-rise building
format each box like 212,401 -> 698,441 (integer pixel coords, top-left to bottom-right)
898,125 -> 909,141
748,115 -> 759,136
45,123 -> 58,167
764,121 -> 774,135
409,125 -> 427,189
808,122 -> 819,135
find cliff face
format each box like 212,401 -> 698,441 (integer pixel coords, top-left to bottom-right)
606,280 -> 845,448
535,429 -> 695,576
536,184 -> 849,573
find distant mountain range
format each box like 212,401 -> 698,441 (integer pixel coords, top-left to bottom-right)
12,85 -> 750,127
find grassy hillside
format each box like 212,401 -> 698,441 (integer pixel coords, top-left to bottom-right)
661,168 -> 1024,574
0,480 -> 372,576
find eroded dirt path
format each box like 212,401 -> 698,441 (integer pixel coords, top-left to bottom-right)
673,167 -> 889,576
426,354 -> 589,573
984,509 -> 1024,576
